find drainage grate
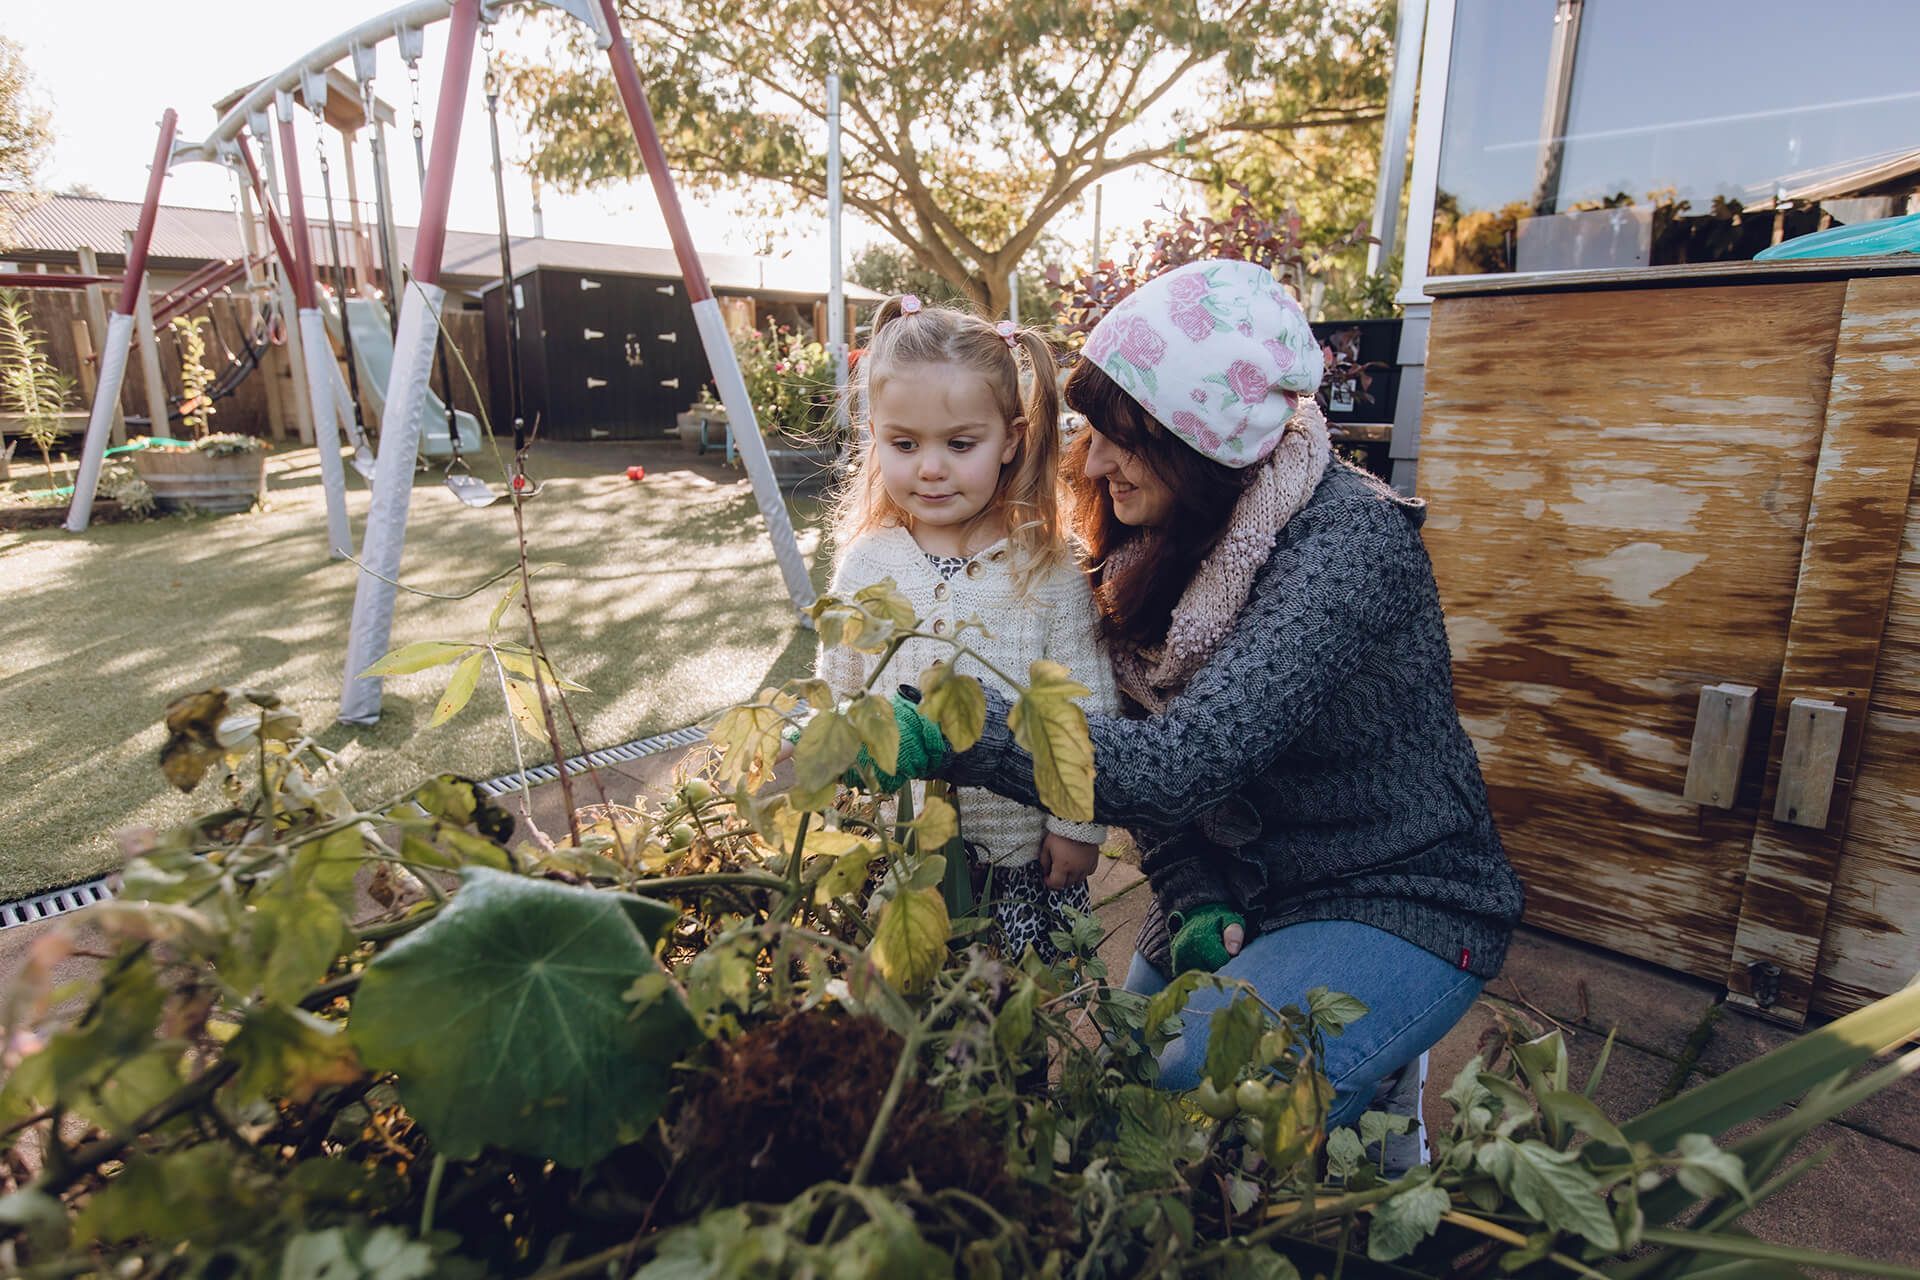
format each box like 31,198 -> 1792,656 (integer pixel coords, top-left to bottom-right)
0,876 -> 116,931
477,723 -> 711,799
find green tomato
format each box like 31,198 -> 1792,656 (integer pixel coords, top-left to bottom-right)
667,823 -> 696,851
679,779 -> 715,808
1193,1077 -> 1239,1121
1236,1079 -> 1271,1115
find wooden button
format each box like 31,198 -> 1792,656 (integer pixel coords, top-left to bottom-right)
965,561 -> 983,579
932,619 -> 947,635
933,582 -> 948,600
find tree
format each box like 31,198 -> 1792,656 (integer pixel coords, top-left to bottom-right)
0,35 -> 52,246
505,0 -> 1387,316
1190,0 -> 1397,316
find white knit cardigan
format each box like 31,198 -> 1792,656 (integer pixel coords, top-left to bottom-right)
818,525 -> 1115,866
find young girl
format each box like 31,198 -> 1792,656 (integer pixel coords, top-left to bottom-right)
818,294 -> 1118,964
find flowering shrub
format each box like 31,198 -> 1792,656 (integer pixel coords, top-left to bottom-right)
732,324 -> 839,447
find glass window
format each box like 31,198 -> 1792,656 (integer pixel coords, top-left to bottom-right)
1429,0 -> 1920,276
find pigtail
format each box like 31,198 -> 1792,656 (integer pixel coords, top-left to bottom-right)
998,327 -> 1068,590
870,295 -> 909,338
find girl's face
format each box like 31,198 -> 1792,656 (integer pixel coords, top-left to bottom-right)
1084,427 -> 1175,527
870,363 -> 1020,541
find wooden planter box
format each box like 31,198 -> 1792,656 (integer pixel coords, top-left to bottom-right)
765,442 -> 838,492
129,447 -> 267,514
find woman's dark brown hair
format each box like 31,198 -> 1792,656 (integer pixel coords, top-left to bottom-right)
1063,358 -> 1257,652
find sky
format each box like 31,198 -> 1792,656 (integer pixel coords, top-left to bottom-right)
8,2 -> 1189,287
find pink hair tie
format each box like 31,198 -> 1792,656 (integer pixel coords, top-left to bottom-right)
995,319 -> 1018,349
900,294 -> 923,316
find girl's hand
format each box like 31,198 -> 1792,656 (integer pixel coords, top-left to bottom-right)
1039,832 -> 1100,890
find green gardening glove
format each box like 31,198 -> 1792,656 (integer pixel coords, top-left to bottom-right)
1169,903 -> 1247,975
844,692 -> 950,793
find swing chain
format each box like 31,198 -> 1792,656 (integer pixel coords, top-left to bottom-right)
407,59 -> 424,148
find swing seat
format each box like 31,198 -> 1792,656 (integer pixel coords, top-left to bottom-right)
339,297 -> 484,460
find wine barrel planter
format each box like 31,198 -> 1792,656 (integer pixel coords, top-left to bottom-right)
129,447 -> 267,514
765,443 -> 838,493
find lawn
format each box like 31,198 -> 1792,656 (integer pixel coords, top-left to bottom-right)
0,439 -> 831,900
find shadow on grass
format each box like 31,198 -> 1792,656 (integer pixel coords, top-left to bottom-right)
0,441 -> 834,899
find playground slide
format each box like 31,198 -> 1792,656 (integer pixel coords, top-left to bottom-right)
323,295 -> 483,461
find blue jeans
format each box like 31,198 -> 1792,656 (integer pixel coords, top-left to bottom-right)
1123,919 -> 1483,1129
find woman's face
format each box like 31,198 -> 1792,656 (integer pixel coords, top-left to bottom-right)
1084,427 -> 1175,527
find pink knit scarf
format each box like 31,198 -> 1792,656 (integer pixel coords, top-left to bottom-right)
1107,400 -> 1333,714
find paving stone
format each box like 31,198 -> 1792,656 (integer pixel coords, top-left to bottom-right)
1688,1001 -> 1803,1078
1090,855 -> 1148,983
1492,926 -> 1721,1063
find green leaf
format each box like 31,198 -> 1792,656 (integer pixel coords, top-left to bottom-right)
1513,1030 -> 1570,1098
1360,1109 -> 1415,1153
0,1188 -> 69,1255
795,708 -> 862,794
1203,995 -> 1266,1090
1539,1088 -> 1630,1150
429,651 -> 485,728
1367,1181 -> 1452,1261
919,660 -> 986,752
292,827 -> 366,907
1674,1132 -> 1754,1205
994,981 -> 1039,1060
1636,1225 -> 1920,1277
1622,982 -> 1920,1153
1307,986 -> 1369,1035
1008,659 -> 1094,823
281,1225 -> 436,1280
1326,1126 -> 1367,1178
1476,1137 -> 1619,1250
847,692 -> 901,774
228,1002 -> 362,1104
253,885 -> 348,1005
349,868 -> 701,1166
869,886 -> 950,993
1213,1246 -> 1301,1280
853,578 -> 916,633
357,641 -> 473,678
1146,969 -> 1207,1040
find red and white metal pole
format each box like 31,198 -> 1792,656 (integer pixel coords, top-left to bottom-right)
594,0 -> 815,615
339,0 -> 481,724
278,90 -> 355,559
66,109 -> 176,533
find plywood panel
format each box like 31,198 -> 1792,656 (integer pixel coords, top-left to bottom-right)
1728,276 -> 1920,1021
1421,282 -> 1845,979
1814,432 -> 1920,1017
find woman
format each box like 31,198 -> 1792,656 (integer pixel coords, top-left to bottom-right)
881,259 -> 1525,1130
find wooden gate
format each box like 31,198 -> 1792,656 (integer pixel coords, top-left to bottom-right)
1418,262 -> 1920,1024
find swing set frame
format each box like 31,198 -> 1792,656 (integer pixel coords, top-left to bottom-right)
59,0 -> 818,726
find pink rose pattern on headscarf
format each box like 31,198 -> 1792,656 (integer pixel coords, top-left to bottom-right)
1082,260 -> 1323,468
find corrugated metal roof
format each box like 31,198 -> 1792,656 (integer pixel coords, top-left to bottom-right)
1,192 -> 881,300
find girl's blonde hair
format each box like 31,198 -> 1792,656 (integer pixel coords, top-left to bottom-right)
834,296 -> 1066,590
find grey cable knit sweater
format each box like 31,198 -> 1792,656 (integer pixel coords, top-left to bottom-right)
943,461 -> 1525,979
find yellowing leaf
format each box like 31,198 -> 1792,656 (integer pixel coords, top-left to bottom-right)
488,577 -> 524,636
1008,660 -> 1095,823
358,641 -> 474,678
817,846 -> 878,900
847,693 -> 900,774
869,887 -> 950,993
913,793 -> 958,850
252,886 -> 348,1006
430,652 -> 485,728
854,578 -> 915,629
708,689 -> 795,789
794,710 -> 862,795
503,678 -> 547,737
227,1003 -> 362,1105
919,661 -> 986,752
491,645 -> 589,692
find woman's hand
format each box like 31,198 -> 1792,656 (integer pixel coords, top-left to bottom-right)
1169,902 -> 1247,974
842,693 -> 949,792
1038,832 -> 1100,890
